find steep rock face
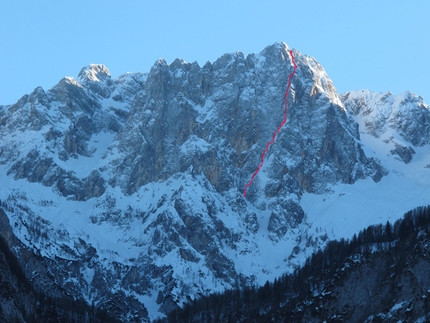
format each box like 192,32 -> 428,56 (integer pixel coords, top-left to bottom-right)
110,43 -> 383,199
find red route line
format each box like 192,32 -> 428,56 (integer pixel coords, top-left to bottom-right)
243,50 -> 298,197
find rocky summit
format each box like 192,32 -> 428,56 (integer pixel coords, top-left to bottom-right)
0,42 -> 429,321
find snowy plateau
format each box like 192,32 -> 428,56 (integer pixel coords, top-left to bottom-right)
0,42 -> 429,322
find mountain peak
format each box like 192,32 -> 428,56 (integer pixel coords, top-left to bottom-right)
258,41 -> 291,57
78,64 -> 111,83
76,64 -> 112,98
280,41 -> 290,50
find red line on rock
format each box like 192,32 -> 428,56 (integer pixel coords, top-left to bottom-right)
244,50 -> 298,197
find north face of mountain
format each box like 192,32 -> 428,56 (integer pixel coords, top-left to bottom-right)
0,42 -> 429,321
109,43 -> 383,199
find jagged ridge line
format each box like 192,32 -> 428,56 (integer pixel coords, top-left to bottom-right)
243,50 -> 298,197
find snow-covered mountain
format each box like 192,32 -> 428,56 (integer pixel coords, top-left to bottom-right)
0,42 -> 429,321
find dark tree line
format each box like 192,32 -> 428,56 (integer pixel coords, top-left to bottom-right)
156,205 -> 430,323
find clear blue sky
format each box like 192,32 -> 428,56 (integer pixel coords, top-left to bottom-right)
1,0 -> 429,105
